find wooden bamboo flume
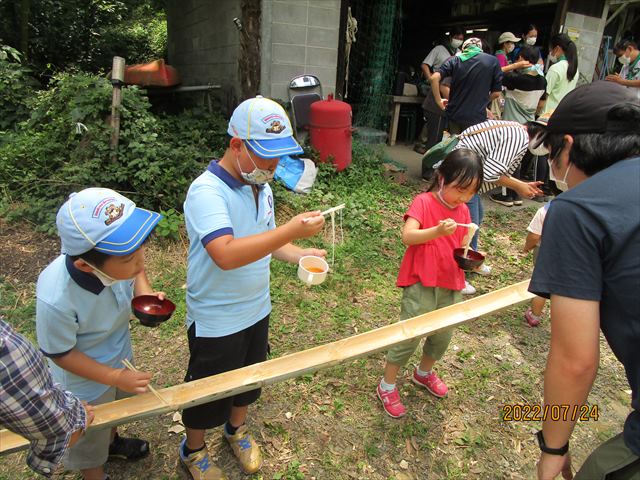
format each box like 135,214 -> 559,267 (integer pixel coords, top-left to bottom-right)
121,358 -> 169,406
0,280 -> 534,455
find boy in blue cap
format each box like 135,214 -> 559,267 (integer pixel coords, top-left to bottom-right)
36,188 -> 164,480
180,96 -> 326,479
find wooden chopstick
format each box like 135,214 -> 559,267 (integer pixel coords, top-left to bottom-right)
303,203 -> 346,224
320,203 -> 345,217
121,359 -> 169,406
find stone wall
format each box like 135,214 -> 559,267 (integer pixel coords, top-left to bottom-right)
166,0 -> 241,89
261,0 -> 341,100
563,10 -> 607,83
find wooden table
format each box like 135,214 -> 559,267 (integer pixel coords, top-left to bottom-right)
388,95 -> 425,146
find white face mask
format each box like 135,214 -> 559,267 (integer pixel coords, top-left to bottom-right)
618,54 -> 631,66
506,43 -> 515,53
451,38 -> 463,49
548,54 -> 558,63
237,143 -> 276,185
437,178 -> 457,209
85,263 -> 125,287
526,36 -> 537,46
548,158 -> 571,192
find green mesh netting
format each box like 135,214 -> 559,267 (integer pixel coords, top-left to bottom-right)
348,0 -> 401,130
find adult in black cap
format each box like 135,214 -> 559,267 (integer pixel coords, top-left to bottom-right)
529,81 -> 640,479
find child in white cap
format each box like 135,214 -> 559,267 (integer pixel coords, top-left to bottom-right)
179,96 -> 326,479
35,188 -> 164,480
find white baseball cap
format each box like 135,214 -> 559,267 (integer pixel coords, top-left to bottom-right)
498,32 -> 520,44
227,96 -> 304,159
56,188 -> 162,256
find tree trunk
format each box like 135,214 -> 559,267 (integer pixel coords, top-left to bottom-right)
19,0 -> 30,59
239,0 -> 261,100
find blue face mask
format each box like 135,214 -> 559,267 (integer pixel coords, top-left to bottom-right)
525,64 -> 545,76
237,143 -> 276,185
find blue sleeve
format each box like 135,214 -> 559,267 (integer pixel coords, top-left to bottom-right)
529,199 -> 603,300
36,300 -> 78,357
438,57 -> 456,79
184,183 -> 234,248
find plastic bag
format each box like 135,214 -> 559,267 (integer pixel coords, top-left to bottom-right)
421,134 -> 460,178
275,155 -> 318,194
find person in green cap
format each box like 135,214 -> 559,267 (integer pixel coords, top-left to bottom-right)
430,37 -> 503,134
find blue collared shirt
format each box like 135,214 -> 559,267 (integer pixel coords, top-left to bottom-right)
183,160 -> 276,337
0,320 -> 86,477
35,255 -> 134,401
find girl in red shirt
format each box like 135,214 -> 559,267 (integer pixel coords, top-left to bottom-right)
377,148 -> 484,418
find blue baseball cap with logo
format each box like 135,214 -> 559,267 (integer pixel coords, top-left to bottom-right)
227,96 -> 304,159
56,188 -> 162,256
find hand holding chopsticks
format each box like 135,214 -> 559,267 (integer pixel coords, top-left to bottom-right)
121,359 -> 169,405
302,203 -> 346,224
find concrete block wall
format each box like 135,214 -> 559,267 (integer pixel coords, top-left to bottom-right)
261,0 -> 341,101
167,0 -> 241,88
563,11 -> 606,83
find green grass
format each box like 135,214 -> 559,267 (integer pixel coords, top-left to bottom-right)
0,278 -> 37,342
0,142 -> 632,479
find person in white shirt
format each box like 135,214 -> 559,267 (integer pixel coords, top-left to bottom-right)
606,39 -> 640,101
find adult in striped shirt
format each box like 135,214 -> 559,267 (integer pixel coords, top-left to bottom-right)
453,120 -> 545,294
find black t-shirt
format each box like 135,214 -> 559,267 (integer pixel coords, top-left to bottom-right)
502,70 -> 547,93
530,157 -> 640,455
438,53 -> 503,127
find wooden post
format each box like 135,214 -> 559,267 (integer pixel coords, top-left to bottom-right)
0,280 -> 534,455
110,56 -> 125,163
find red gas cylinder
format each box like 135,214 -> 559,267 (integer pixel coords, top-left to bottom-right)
309,94 -> 352,171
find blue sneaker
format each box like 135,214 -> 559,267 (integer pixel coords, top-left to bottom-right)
179,438 -> 227,480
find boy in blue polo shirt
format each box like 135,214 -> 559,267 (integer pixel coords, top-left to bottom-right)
180,96 -> 326,480
36,188 -> 163,480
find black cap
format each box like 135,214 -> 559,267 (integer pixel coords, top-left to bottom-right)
546,81 -> 640,134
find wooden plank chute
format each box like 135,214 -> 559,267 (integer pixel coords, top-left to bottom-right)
0,280 -> 533,455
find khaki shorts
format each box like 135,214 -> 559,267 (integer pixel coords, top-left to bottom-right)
386,284 -> 462,367
63,386 -> 132,470
575,433 -> 640,480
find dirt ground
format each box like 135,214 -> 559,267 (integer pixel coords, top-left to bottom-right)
0,203 -> 632,480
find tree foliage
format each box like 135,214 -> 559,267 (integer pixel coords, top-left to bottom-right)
0,45 -> 40,130
0,0 -> 167,76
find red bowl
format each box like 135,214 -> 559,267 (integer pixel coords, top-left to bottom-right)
453,248 -> 485,271
131,295 -> 176,327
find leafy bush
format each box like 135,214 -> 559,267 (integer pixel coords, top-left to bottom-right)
0,45 -> 40,130
271,140 -> 400,236
0,72 -> 227,232
155,208 -> 184,241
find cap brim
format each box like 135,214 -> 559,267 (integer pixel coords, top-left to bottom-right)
95,208 -> 162,255
246,137 -> 304,159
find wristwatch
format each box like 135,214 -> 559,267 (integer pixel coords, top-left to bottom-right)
536,430 -> 569,455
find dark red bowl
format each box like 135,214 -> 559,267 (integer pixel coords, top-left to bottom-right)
131,295 -> 176,327
453,248 -> 485,271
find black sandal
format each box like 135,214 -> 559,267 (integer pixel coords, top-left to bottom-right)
108,433 -> 150,461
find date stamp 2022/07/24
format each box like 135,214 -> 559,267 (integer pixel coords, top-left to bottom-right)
502,404 -> 600,422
